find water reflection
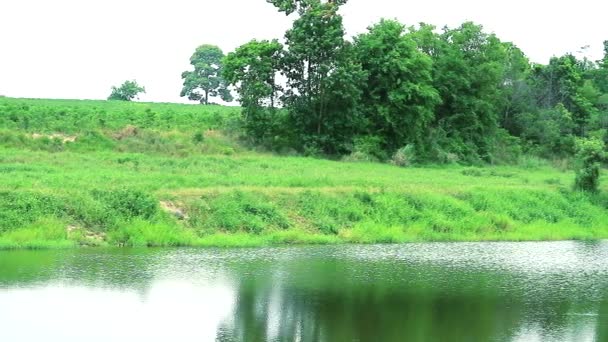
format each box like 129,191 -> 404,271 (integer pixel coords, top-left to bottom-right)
0,242 -> 607,341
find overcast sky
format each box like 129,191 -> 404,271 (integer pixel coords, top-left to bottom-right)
1,0 -> 606,103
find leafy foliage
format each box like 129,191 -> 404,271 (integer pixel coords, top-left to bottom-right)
354,20 -> 440,152
108,80 -> 145,101
223,40 -> 285,145
181,45 -> 233,104
574,137 -> 606,192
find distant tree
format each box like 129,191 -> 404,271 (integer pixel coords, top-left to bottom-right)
529,54 -> 597,136
108,80 -> 145,101
223,39 -> 284,143
181,44 -> 233,105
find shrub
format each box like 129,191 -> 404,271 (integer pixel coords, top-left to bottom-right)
0,192 -> 63,233
92,189 -> 158,220
350,136 -> 387,161
67,131 -> 115,151
108,219 -> 195,247
574,137 -> 606,192
193,132 -> 205,144
342,151 -> 378,163
392,145 -> 417,167
191,192 -> 290,234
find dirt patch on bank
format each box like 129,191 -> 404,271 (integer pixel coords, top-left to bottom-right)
160,201 -> 189,220
32,133 -> 77,143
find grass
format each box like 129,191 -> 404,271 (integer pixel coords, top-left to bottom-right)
0,97 -> 607,249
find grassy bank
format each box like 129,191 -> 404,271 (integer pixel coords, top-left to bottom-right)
0,97 -> 607,249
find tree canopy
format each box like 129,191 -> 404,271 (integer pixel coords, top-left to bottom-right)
181,45 -> 233,105
221,1 -> 607,167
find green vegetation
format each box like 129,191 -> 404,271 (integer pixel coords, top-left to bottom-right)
181,45 -> 233,104
221,0 -> 608,166
574,137 -> 606,192
0,96 -> 607,249
108,80 -> 146,101
1,0 -> 607,249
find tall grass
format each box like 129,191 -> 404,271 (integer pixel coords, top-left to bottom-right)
0,97 -> 606,248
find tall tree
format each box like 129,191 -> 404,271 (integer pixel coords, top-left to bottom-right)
410,22 -> 508,161
529,54 -> 596,135
223,39 -> 284,143
108,80 -> 145,101
271,0 -> 365,153
498,42 -> 533,135
181,44 -> 233,104
353,19 -> 440,152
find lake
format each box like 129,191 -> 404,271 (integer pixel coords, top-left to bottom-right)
1,241 -> 607,341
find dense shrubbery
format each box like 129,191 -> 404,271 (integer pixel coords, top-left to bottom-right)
574,138 -> 606,192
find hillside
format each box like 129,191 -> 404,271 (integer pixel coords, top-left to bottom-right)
0,97 -> 607,249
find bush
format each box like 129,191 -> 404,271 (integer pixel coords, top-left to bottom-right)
67,131 -> 116,151
392,145 -> 417,167
0,192 -> 64,233
92,189 -> 158,220
574,138 -> 606,192
350,136 -> 387,161
108,219 -> 195,247
193,132 -> 205,144
342,151 -> 378,163
190,192 -> 290,234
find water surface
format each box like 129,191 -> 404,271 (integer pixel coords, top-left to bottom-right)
1,242 -> 607,341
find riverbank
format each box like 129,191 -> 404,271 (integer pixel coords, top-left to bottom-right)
1,147 -> 607,249
1,97 -> 607,249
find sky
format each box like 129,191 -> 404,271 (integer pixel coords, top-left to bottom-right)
0,0 -> 606,103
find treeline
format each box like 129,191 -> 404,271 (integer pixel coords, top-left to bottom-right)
186,0 -> 608,165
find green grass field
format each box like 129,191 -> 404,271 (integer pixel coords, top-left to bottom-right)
1,97 -> 607,249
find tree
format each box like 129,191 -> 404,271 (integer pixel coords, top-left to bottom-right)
529,55 -> 597,136
266,0 -> 348,15
108,80 -> 145,101
354,19 -> 440,152
516,104 -> 576,157
223,39 -> 284,143
588,41 -> 608,94
180,44 -> 233,104
410,22 -> 508,162
272,0 -> 366,153
498,43 -> 534,135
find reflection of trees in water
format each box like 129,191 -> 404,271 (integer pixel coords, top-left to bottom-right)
2,247 -> 608,341
0,249 -> 162,294
216,260 -> 608,342
596,297 -> 608,341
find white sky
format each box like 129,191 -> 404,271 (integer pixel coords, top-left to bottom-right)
0,0 -> 606,103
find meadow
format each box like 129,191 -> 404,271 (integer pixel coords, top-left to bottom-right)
0,97 -> 607,249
